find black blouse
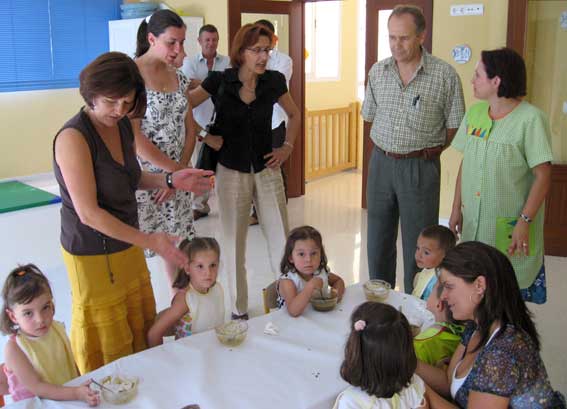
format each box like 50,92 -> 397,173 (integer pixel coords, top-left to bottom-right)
201,68 -> 287,173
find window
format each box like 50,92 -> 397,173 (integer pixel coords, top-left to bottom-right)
305,1 -> 341,81
0,0 -> 120,93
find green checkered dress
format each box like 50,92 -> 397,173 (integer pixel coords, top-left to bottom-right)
452,101 -> 553,289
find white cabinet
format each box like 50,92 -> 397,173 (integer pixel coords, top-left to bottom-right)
109,16 -> 204,59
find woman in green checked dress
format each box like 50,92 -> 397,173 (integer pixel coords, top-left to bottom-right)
449,48 -> 553,304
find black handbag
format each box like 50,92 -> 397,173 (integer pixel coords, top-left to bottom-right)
195,75 -> 225,171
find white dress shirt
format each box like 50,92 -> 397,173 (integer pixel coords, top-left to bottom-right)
181,52 -> 230,128
267,49 -> 292,129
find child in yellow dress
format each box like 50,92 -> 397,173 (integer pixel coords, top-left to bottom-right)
147,237 -> 225,346
1,264 -> 99,405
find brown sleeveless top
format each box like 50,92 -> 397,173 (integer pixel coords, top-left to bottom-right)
53,108 -> 141,255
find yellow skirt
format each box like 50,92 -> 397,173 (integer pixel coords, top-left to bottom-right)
61,246 -> 156,374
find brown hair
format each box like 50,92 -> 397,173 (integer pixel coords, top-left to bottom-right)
481,48 -> 527,98
172,237 -> 221,289
280,225 -> 329,275
388,5 -> 426,35
1,264 -> 53,335
340,302 -> 416,398
420,225 -> 457,253
135,9 -> 186,58
79,52 -> 147,118
229,23 -> 274,68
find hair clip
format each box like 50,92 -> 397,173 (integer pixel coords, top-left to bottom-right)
354,320 -> 366,332
15,270 -> 27,277
145,14 -> 152,24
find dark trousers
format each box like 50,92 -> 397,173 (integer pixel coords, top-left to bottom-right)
366,146 -> 440,293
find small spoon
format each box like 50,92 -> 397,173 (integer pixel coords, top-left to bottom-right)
90,379 -> 117,395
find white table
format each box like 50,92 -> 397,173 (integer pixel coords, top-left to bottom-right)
5,284 -> 433,409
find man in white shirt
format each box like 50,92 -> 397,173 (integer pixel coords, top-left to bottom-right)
182,24 -> 230,220
250,19 -> 293,225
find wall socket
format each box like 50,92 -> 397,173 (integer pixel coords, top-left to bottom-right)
450,4 -> 484,16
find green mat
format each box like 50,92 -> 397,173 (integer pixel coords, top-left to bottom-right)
0,181 -> 61,214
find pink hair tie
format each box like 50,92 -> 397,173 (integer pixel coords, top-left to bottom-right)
354,320 -> 366,331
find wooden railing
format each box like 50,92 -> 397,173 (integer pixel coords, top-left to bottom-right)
305,102 -> 360,181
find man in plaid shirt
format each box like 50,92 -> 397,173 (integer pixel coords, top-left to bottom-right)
362,5 -> 465,293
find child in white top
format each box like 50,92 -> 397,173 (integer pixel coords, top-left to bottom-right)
413,225 -> 456,300
147,237 -> 225,347
277,225 -> 345,317
1,264 -> 99,405
334,302 -> 428,409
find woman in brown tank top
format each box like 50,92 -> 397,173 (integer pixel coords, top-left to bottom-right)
53,52 -> 213,374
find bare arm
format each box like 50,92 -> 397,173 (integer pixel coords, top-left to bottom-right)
509,162 -> 552,256
131,119 -> 182,172
444,128 -> 458,150
5,340 -> 99,405
264,92 -> 300,168
147,292 -> 189,347
180,102 -> 196,167
328,273 -> 345,301
449,161 -> 463,235
417,343 -> 464,399
188,85 -> 212,109
279,277 -> 323,317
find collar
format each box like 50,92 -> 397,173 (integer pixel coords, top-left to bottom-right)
198,52 -> 219,62
224,67 -> 268,86
384,46 -> 430,74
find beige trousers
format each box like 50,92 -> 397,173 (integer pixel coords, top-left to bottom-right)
216,164 -> 289,314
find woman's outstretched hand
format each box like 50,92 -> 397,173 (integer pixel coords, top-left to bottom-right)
172,168 -> 214,196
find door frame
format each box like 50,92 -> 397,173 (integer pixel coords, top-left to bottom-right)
228,0 -> 306,198
361,0 -> 433,208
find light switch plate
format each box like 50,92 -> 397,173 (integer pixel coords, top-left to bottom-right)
450,4 -> 484,16
563,101 -> 567,114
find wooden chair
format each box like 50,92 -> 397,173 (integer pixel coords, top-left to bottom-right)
262,280 -> 278,314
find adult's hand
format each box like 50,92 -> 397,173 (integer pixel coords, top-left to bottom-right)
172,168 -> 214,196
508,219 -> 530,256
448,207 -> 462,236
148,232 -> 189,267
153,188 -> 176,204
264,145 -> 292,169
188,79 -> 202,90
201,134 -> 223,151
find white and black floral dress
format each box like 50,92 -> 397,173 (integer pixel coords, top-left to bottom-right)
136,70 -> 195,256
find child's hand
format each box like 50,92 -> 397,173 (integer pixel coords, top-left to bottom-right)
309,276 -> 324,290
76,380 -> 100,406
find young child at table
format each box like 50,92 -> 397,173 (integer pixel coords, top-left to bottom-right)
147,237 -> 225,346
413,225 -> 456,300
277,226 -> 345,317
413,281 -> 463,367
334,302 -> 428,409
1,264 -> 99,405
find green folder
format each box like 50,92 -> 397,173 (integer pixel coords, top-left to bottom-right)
0,181 -> 61,214
495,217 -> 535,255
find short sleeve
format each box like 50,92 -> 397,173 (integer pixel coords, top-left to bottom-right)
184,57 -> 198,79
361,64 -> 379,122
523,107 -> 554,168
177,70 -> 190,93
201,71 -> 223,96
469,345 -> 519,397
270,70 -> 288,100
451,115 -> 468,153
443,68 -> 466,129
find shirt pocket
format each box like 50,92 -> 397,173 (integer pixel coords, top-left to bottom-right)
405,97 -> 443,134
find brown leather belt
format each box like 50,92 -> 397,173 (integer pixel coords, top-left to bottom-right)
375,145 -> 444,160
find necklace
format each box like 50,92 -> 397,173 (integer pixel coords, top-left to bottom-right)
242,84 -> 256,93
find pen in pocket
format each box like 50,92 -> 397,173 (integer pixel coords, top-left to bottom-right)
412,95 -> 421,108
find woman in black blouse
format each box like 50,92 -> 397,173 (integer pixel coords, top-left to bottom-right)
189,23 -> 300,319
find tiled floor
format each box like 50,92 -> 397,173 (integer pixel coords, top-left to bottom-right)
0,170 -> 565,394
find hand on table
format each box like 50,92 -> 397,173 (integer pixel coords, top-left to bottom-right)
76,380 -> 100,406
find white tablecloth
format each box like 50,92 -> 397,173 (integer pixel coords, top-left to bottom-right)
5,284 -> 433,409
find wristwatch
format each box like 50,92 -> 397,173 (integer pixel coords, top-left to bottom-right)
165,172 -> 174,189
520,213 -> 532,224
198,129 -> 208,140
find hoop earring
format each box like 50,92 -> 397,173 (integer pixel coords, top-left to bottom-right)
469,292 -> 484,305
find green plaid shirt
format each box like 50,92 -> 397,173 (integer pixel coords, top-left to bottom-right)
362,49 -> 465,154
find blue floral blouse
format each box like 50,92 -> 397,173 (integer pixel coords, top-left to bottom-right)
454,324 -> 565,408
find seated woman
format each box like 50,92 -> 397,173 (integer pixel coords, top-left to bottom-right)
418,241 -> 565,408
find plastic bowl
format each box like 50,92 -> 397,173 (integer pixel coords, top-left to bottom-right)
310,288 -> 338,312
99,374 -> 138,405
363,279 -> 391,302
215,320 -> 248,347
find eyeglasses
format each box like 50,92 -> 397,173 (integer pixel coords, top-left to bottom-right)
245,47 -> 273,55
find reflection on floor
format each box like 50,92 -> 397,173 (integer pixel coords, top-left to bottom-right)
0,170 -> 565,394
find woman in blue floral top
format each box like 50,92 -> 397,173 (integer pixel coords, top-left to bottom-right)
417,241 -> 565,408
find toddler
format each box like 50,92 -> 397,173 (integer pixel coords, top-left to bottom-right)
414,281 -> 463,367
334,302 -> 428,409
1,264 -> 99,405
277,225 -> 345,317
413,225 -> 456,300
147,237 -> 225,347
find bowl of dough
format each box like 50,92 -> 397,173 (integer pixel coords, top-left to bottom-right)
215,320 -> 248,347
310,288 -> 338,312
363,279 -> 391,302
99,374 -> 139,405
